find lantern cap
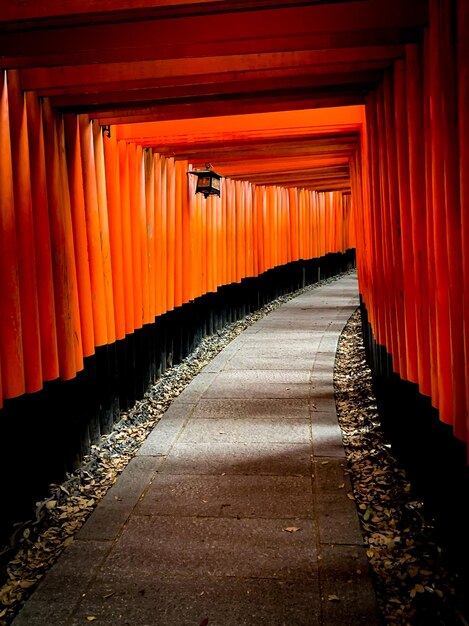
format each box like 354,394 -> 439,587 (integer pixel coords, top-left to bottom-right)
187,163 -> 223,179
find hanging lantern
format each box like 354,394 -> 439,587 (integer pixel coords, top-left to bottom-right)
188,163 -> 222,198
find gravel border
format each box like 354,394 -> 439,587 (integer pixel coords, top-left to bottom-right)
334,309 -> 465,626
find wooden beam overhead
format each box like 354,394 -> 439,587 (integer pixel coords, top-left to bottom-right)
0,0 -> 358,28
110,107 -> 361,186
93,94 -> 367,125
0,0 -> 429,192
19,47 -> 403,92
50,71 -> 380,110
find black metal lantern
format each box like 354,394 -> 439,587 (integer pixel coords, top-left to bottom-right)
188,164 -> 222,198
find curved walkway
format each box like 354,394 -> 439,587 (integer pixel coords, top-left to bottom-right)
13,272 -> 380,626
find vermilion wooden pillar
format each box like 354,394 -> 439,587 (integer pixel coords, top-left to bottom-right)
0,70 -> 25,402
93,122 -> 116,341
118,140 -> 135,335
434,0 -> 465,441
457,0 -> 469,445
165,157 -> 176,312
63,114 -> 95,358
8,71 -> 42,392
144,147 -> 156,319
128,142 -> 143,329
7,71 -> 42,394
78,116 -> 108,348
25,92 -> 59,384
103,130 -> 126,341
394,61 -> 418,383
428,1 -> 456,427
43,99 -> 82,380
405,43 -> 431,397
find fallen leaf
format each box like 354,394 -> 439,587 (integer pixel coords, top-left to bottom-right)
86,617 -> 97,622
327,594 -> 340,602
18,580 -> 36,589
103,592 -> 115,599
346,492 -> 355,500
283,527 -> 301,533
363,508 -> 373,521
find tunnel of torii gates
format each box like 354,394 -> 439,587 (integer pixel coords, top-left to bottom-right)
0,0 -> 468,539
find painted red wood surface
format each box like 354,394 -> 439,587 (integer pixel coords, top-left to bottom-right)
1,0 -> 466,456
0,77 -> 353,409
353,0 -> 469,450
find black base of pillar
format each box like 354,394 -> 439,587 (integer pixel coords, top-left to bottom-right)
360,298 -> 469,613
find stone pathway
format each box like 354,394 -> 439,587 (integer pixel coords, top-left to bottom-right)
13,272 -> 381,626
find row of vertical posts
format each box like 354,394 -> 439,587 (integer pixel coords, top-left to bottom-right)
0,68 -> 354,409
352,0 -> 469,450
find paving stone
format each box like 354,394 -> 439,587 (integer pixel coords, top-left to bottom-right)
252,322 -> 330,332
77,456 -> 164,541
191,398 -> 310,419
320,544 -> 381,625
162,442 -> 313,476
233,346 -> 316,359
178,416 -> 310,444
203,380 -> 311,399
317,337 -> 340,352
310,366 -> 335,381
76,503 -> 136,542
200,349 -> 239,372
311,353 -> 336,373
311,412 -> 346,458
137,404 -> 194,456
173,372 -> 218,404
223,355 -> 314,370
98,455 -> 162,506
314,458 -> 364,545
314,457 -> 352,491
311,379 -> 336,394
12,600 -> 74,626
316,493 -> 364,545
240,334 -> 323,345
206,369 -> 310,385
70,572 -> 321,626
12,540 -> 110,625
136,474 -> 314,518
102,515 -> 318,580
310,395 -> 336,414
